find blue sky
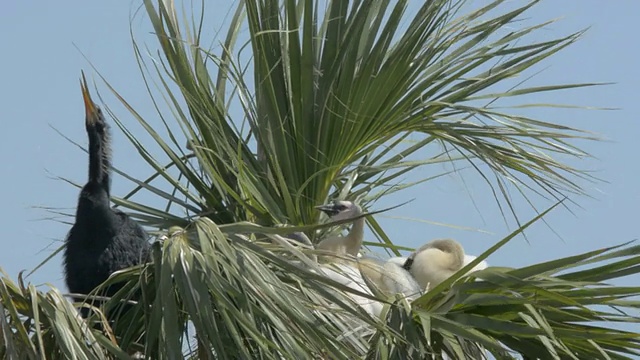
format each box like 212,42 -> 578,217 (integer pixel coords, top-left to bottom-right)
1,0 -> 638,306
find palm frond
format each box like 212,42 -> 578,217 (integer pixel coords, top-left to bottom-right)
117,0 -> 603,234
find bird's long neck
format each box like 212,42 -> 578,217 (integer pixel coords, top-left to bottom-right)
345,208 -> 365,254
87,125 -> 112,195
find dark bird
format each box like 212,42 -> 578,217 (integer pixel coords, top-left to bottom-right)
63,72 -> 150,319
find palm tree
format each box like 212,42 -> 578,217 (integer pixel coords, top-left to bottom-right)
2,0 -> 639,358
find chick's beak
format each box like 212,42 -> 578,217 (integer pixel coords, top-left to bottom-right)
314,204 -> 332,211
80,71 -> 97,125
315,204 -> 338,216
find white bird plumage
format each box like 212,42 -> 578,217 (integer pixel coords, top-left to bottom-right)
400,238 -> 488,291
388,254 -> 487,273
315,200 -> 364,262
287,206 -> 490,358
312,200 -> 417,317
318,262 -> 383,317
357,258 -> 422,300
311,200 -> 382,316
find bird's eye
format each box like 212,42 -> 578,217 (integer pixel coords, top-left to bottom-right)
336,205 -> 347,211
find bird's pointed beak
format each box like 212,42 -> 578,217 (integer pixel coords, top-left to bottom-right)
80,71 -> 97,125
314,204 -> 333,211
315,203 -> 338,216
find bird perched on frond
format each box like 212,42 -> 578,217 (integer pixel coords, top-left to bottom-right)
312,200 -> 420,316
397,238 -> 487,291
315,200 -> 364,262
63,72 -> 151,320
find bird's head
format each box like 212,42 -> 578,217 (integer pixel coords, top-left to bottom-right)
80,71 -> 106,132
315,200 -> 361,221
404,238 -> 464,271
425,239 -> 464,256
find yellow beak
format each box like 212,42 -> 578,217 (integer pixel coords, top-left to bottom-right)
80,71 -> 97,125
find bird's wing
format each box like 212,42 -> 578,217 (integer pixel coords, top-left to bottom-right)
387,256 -> 408,266
320,263 -> 382,317
381,262 -> 422,299
463,255 -> 488,272
358,258 -> 421,300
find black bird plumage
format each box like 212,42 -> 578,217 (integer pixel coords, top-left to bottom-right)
63,72 -> 150,319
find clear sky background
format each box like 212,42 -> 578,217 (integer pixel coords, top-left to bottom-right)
0,0 -> 638,312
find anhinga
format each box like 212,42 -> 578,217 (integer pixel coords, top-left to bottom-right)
63,72 -> 150,318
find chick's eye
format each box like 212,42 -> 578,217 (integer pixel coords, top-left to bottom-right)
336,205 -> 347,211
